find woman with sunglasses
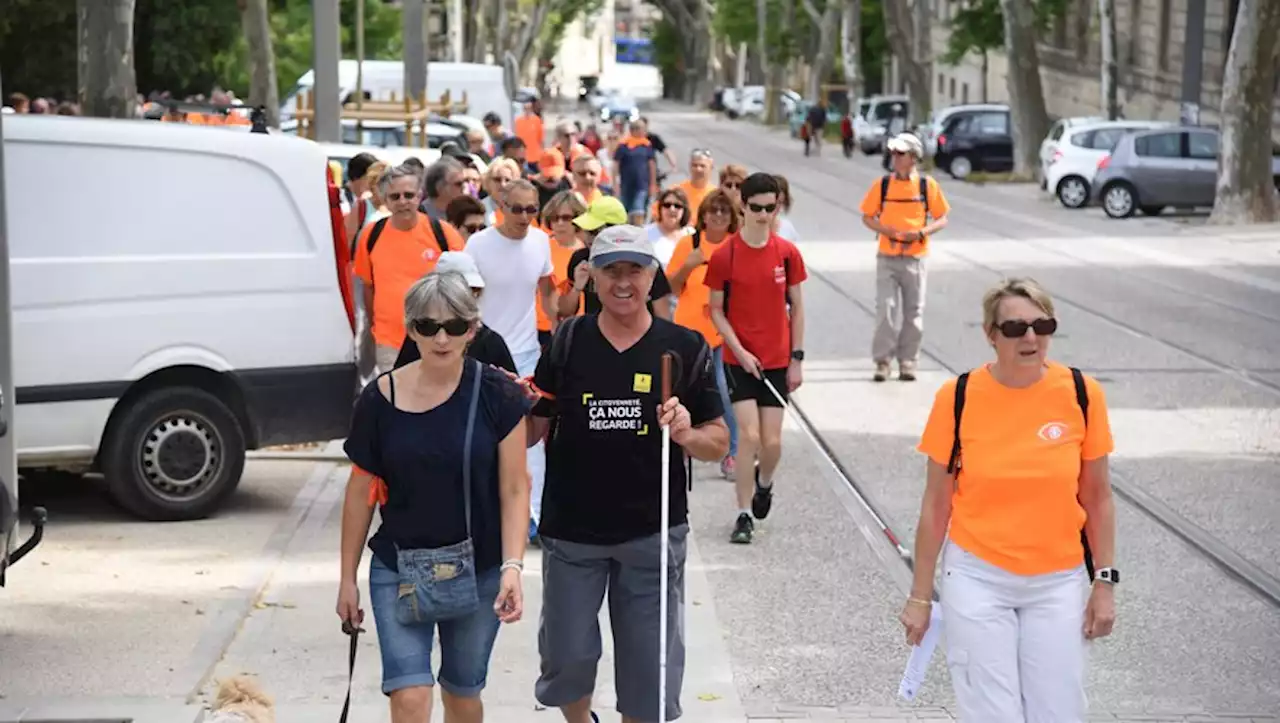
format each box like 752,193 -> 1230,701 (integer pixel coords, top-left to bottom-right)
903,277 -> 1117,723
646,187 -> 693,267
557,195 -> 673,321
481,158 -> 521,226
666,189 -> 742,480
338,271 -> 531,723
536,191 -> 586,348
392,253 -> 516,374
446,195 -> 489,242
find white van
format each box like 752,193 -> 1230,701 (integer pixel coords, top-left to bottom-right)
4,115 -> 357,521
281,61 -> 514,132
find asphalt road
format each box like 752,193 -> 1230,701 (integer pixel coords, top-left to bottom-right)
0,103 -> 1276,723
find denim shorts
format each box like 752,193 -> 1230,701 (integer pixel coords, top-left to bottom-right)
620,187 -> 649,215
369,554 -> 502,696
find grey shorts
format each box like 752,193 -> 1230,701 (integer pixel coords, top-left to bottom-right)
535,524 -> 689,721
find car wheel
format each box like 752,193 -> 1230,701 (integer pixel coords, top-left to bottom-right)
1102,182 -> 1137,219
1139,205 -> 1165,216
949,155 -> 974,180
100,386 -> 246,521
1056,176 -> 1091,209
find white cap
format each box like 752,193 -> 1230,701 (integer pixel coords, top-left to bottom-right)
434,251 -> 485,288
887,133 -> 923,159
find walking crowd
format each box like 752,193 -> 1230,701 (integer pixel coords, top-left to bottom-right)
332,103 -> 1119,723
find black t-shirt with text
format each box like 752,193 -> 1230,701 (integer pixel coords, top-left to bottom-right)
531,316 -> 723,545
567,246 -> 672,315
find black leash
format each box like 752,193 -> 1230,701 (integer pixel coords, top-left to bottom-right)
339,620 -> 363,723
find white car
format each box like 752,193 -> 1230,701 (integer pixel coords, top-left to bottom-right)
1044,120 -> 1172,208
1039,115 -> 1104,188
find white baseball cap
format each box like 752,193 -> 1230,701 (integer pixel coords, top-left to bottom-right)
434,251 -> 485,288
589,225 -> 658,268
886,133 -> 924,159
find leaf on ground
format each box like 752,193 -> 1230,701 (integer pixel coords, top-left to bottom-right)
697,693 -> 721,701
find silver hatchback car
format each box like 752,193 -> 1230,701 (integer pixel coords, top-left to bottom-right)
1092,126 -> 1280,218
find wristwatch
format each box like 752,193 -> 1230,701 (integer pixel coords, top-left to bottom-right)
790,350 -> 805,361
1095,567 -> 1120,585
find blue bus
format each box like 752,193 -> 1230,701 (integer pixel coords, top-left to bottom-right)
616,36 -> 653,65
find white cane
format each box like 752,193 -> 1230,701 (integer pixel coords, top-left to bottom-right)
657,352 -> 675,723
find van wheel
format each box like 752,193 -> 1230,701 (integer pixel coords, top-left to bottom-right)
101,387 -> 246,521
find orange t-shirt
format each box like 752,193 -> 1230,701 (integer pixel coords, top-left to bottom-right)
666,231 -> 728,348
536,236 -> 583,332
514,114 -> 545,165
353,215 -> 466,347
917,362 -> 1114,576
651,180 -> 713,225
857,172 -> 949,257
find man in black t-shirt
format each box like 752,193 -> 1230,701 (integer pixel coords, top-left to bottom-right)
529,225 -> 728,723
557,196 -> 673,321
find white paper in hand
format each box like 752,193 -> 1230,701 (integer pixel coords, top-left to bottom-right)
898,604 -> 944,702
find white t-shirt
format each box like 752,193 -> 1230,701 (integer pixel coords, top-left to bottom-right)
464,225 -> 553,355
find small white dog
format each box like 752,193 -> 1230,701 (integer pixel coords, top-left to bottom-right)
205,676 -> 274,723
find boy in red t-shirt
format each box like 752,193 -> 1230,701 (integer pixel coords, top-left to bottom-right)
705,172 -> 808,544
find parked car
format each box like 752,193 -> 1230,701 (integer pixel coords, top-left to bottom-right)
599,94 -> 640,124
923,103 -> 1008,157
856,95 -> 910,155
1039,115 -> 1104,187
1044,120 -> 1170,208
1092,126 -> 1280,218
6,115 -> 357,521
934,107 -> 1012,179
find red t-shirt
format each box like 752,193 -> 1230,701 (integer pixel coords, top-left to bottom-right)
703,232 -> 807,370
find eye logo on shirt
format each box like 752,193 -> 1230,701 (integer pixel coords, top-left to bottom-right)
1037,421 -> 1069,442
423,248 -> 438,261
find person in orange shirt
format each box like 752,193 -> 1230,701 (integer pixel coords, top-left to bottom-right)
903,277 -> 1117,723
650,148 -> 715,223
353,164 -> 466,374
569,155 -> 608,206
666,188 -> 741,479
858,132 -> 950,382
513,102 -> 545,167
534,191 -> 587,348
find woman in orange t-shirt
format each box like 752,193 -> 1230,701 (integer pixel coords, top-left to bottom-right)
901,277 -> 1117,723
666,188 -> 740,479
535,190 -> 586,348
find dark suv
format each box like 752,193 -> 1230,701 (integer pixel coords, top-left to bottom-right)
935,108 -> 1014,179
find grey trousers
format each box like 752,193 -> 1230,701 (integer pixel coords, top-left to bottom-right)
871,254 -> 928,365
536,524 -> 689,721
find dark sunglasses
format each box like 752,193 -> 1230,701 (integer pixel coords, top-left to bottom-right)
722,181 -> 740,189
463,224 -> 486,234
747,202 -> 777,213
387,191 -> 416,201
507,204 -> 539,215
661,202 -> 685,210
996,318 -> 1058,338
412,317 -> 471,337
707,206 -> 732,217
547,213 -> 575,223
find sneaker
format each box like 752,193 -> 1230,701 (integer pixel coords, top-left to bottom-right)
874,362 -> 890,382
899,361 -> 917,382
751,463 -> 773,520
720,455 -> 736,479
730,512 -> 754,543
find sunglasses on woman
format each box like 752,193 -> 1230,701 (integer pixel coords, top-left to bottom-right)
995,318 -> 1057,338
412,317 -> 471,337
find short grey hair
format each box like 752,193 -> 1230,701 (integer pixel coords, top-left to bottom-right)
503,177 -> 538,202
378,163 -> 422,197
424,157 -> 465,199
403,271 -> 480,330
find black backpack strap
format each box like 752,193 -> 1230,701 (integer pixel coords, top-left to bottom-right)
428,215 -> 450,254
945,372 -> 970,475
1070,366 -> 1095,581
919,175 -> 930,218
878,174 -> 891,214
365,217 -> 390,256
691,229 -> 701,249
543,316 -> 584,442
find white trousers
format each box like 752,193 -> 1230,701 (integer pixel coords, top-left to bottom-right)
512,346 -> 545,525
941,541 -> 1090,723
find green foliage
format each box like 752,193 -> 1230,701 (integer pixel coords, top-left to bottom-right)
943,0 -> 1071,66
0,0 -> 77,99
538,0 -> 606,62
135,0 -> 243,97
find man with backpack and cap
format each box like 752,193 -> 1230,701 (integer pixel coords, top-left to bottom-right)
858,132 -> 950,383
528,225 -> 729,723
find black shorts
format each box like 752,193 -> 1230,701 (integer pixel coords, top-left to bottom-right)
725,364 -> 789,407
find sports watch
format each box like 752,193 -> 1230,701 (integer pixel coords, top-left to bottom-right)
1095,567 -> 1120,585
790,350 -> 805,361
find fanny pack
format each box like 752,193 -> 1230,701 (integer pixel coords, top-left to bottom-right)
394,359 -> 483,626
